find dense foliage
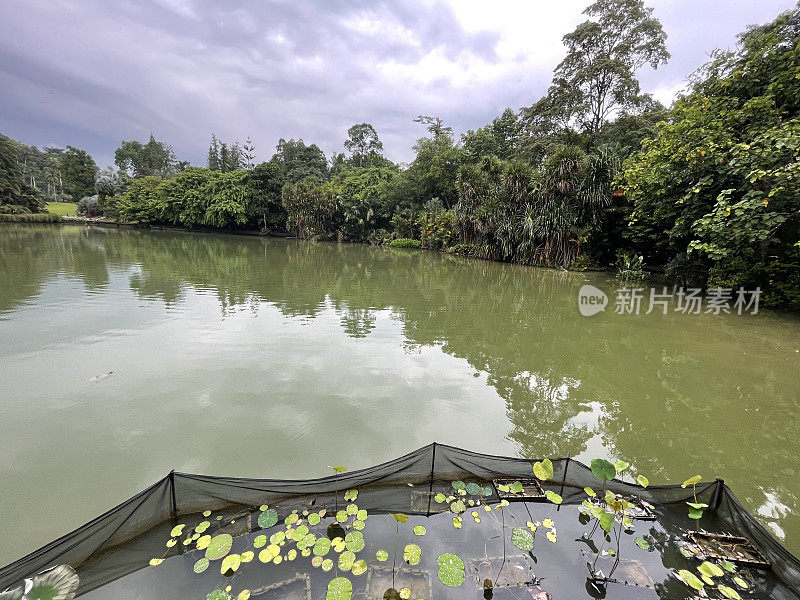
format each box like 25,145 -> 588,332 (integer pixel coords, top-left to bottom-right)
620,5 -> 800,308
2,0 -> 797,308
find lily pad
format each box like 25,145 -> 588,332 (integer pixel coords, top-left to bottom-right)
313,537 -> 332,556
253,535 -> 266,548
437,553 -> 465,587
240,551 -> 254,563
344,489 -> 358,501
308,512 -> 321,526
544,490 -> 562,504
338,550 -> 355,570
450,500 -> 466,513
170,524 -> 185,537
352,559 -> 367,576
682,475 -> 702,488
533,458 -> 554,481
434,493 -> 446,503
257,509 -> 278,529
614,460 -> 630,473
698,562 -> 724,578
149,558 -> 164,566
636,475 -> 649,488
197,535 -> 212,550
194,558 -> 210,573
195,521 -> 210,534
511,527 -> 534,551
291,525 -> 310,542
322,558 -> 334,571
336,510 -> 348,522
451,480 -> 466,490
383,589 -> 401,600
399,589 -> 411,600
326,577 -> 352,600
403,544 -> 421,565
353,520 -> 365,531
678,569 -> 704,590
590,459 -> 616,481
220,554 -> 241,575
413,525 -> 426,536
205,534 -> 233,561
206,591 -> 228,600
718,585 -> 741,599
356,509 -> 368,521
390,513 -> 408,523
376,549 -> 389,562
284,513 -> 299,525
345,531 -> 364,552
466,482 -> 482,495
635,537 -> 650,550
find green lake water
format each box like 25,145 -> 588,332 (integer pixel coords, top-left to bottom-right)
1,223 -> 798,566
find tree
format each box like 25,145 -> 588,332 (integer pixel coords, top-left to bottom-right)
245,159 -> 286,231
343,123 -> 384,167
273,138 -> 328,183
242,137 -> 256,170
95,166 -> 125,211
462,109 -> 523,163
619,5 -> 800,308
60,146 -> 97,199
115,134 -> 176,178
413,116 -> 452,139
545,0 -> 669,135
207,134 -> 221,171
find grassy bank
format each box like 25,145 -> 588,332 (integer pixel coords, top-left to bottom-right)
45,202 -> 78,216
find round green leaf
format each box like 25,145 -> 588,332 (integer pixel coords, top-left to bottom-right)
207,590 -> 228,600
437,553 -> 465,587
257,509 -> 278,529
345,531 -> 364,552
590,459 -> 616,481
326,577 -> 352,600
322,558 -> 334,571
344,489 -> 358,501
403,544 -> 421,565
352,559 -> 367,576
465,482 -> 481,495
338,550 -> 355,571
376,549 -> 389,562
356,509 -> 368,521
413,525 -> 426,536
533,458 -> 554,481
313,537 -> 331,556
635,537 -> 650,550
194,558 -> 210,573
434,493 -> 446,503
205,534 -> 233,561
511,527 -> 534,551
636,475 -> 649,488
451,480 -> 466,490
614,460 -> 630,473
308,512 -> 321,526
336,510 -> 348,523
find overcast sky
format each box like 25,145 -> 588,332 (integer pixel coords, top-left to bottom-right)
0,0 -> 795,167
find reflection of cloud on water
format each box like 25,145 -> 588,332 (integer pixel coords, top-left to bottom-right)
757,488 -> 793,540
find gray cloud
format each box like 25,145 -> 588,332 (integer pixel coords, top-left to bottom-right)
0,0 -> 795,166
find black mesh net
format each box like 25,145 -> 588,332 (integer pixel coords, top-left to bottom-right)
1,443 -> 798,600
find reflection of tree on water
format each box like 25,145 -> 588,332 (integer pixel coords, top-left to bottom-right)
3,225 -> 799,552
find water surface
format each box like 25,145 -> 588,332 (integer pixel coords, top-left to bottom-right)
1,224 -> 798,565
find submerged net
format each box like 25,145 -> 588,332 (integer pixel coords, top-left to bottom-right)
1,443 -> 799,600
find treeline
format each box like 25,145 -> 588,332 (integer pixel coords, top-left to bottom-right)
1,0 -> 798,309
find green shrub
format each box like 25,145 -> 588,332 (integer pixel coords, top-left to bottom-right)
388,238 -> 421,249
615,250 -> 645,280
0,204 -> 32,214
0,212 -> 62,223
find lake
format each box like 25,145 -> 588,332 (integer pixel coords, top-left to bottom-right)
1,223 -> 798,566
